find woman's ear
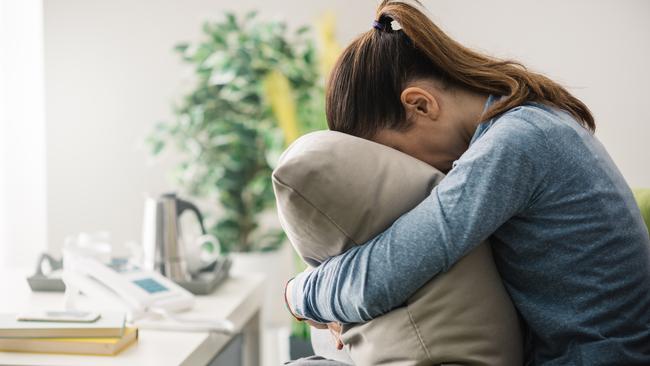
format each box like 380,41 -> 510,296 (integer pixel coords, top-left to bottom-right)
400,86 -> 440,121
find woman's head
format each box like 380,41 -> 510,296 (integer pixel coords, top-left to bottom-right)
326,0 -> 594,170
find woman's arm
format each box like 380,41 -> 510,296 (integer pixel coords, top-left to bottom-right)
289,116 -> 550,324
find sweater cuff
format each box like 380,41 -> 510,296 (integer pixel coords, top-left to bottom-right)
290,271 -> 309,319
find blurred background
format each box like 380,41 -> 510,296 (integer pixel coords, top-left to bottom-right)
1,0 -> 649,364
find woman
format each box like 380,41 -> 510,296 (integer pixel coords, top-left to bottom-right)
285,1 -> 650,364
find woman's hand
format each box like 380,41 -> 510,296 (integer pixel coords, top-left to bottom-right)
327,322 -> 344,350
304,320 -> 344,350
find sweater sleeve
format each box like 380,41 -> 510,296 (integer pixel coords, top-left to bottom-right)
290,115 -> 551,324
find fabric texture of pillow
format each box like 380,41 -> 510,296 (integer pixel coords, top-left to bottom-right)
273,130 -> 522,366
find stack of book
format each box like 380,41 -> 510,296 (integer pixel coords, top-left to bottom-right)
0,312 -> 137,356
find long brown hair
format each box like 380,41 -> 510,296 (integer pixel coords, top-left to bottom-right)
326,0 -> 595,138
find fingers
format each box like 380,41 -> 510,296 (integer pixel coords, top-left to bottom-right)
327,322 -> 344,350
304,319 -> 328,329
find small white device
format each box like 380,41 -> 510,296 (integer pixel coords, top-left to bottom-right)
61,239 -> 233,333
62,251 -> 195,321
17,310 -> 101,323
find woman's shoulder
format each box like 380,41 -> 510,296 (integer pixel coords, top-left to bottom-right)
478,102 -> 588,154
497,102 -> 586,140
475,104 -> 550,152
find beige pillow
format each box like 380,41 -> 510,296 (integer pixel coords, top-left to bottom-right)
273,130 -> 522,366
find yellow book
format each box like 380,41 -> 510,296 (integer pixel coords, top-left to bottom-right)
0,312 -> 125,338
0,327 -> 138,356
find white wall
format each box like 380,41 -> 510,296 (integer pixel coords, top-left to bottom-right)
0,0 -> 47,267
44,0 -> 650,254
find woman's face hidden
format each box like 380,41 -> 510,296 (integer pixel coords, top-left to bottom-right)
372,120 -> 465,173
371,81 -> 483,172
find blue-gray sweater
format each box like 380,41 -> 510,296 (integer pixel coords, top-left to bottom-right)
291,97 -> 650,365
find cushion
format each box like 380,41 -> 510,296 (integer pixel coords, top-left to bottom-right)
273,130 -> 522,366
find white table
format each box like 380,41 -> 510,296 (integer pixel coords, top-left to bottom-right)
0,268 -> 265,366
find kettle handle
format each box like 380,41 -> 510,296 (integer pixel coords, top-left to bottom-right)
176,199 -> 208,235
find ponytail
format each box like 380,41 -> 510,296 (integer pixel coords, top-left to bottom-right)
326,0 -> 595,138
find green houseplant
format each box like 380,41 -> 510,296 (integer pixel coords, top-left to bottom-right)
149,11 -> 327,254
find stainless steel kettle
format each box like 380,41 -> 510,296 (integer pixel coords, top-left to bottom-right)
141,193 -> 209,282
